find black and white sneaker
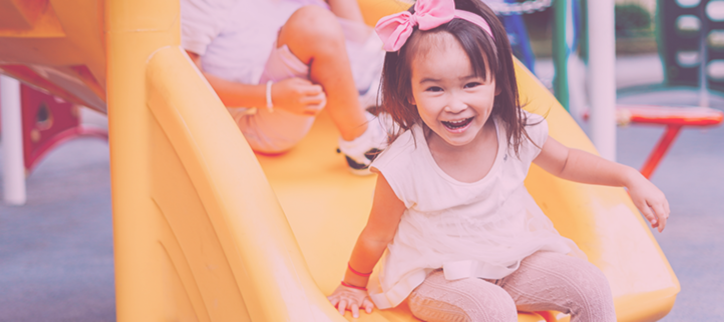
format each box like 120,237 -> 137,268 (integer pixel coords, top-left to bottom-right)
338,112 -> 394,175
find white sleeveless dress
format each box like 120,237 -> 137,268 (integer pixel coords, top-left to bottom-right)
368,112 -> 582,309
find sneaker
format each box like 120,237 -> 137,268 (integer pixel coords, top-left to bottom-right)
338,111 -> 394,175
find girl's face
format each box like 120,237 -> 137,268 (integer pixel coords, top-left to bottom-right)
409,32 -> 498,148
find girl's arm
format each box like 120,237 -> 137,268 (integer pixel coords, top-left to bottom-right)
327,172 -> 406,317
326,0 -> 365,23
533,136 -> 670,232
185,50 -> 326,116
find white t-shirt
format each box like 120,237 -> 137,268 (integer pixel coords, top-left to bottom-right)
181,0 -> 384,98
368,111 -> 580,309
181,0 -> 310,84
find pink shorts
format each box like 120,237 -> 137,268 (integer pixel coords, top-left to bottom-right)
227,44 -> 315,154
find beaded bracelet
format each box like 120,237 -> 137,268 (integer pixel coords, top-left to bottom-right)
348,262 -> 372,277
340,281 -> 367,291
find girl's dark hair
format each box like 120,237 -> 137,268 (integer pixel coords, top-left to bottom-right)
379,0 -> 531,155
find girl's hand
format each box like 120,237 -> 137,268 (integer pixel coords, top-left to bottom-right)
271,77 -> 327,116
327,284 -> 374,318
627,173 -> 670,232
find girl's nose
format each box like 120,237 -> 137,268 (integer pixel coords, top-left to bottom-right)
444,95 -> 467,114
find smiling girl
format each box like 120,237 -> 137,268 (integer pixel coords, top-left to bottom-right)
327,0 -> 670,320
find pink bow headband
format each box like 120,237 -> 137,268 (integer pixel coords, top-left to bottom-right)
375,0 -> 495,52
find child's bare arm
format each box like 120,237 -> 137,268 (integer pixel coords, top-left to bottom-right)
326,0 -> 365,23
328,172 -> 406,317
184,50 -> 327,116
533,136 -> 670,232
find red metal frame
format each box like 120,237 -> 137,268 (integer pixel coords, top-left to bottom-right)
583,105 -> 723,179
639,125 -> 682,179
20,84 -> 108,173
616,104 -> 723,179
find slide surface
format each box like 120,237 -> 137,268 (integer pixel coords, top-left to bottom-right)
255,60 -> 680,322
0,0 -> 678,321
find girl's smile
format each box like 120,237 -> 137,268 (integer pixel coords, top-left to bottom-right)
409,32 -> 498,149
441,117 -> 474,132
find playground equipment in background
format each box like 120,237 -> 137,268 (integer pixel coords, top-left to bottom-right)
17,85 -> 107,172
658,0 -> 724,100
0,0 -> 109,205
594,0 -> 724,179
0,84 -> 107,169
492,0 -> 550,73
535,0 -> 724,177
0,82 -> 108,204
489,0 -> 582,110
0,0 -> 678,321
583,104 -> 723,179
615,105 -> 723,178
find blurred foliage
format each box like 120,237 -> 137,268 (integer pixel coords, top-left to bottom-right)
517,1 -> 657,56
615,3 -> 652,37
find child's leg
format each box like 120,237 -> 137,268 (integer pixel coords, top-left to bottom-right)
408,270 -> 518,322
276,5 -> 368,142
499,252 -> 616,322
238,5 -> 387,157
239,44 -> 317,154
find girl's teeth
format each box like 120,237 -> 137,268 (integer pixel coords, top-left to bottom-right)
442,117 -> 473,129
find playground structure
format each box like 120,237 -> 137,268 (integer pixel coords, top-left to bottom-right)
0,82 -> 108,204
0,0 -> 680,321
4,0 -> 721,204
539,0 -> 724,178
608,0 -> 724,179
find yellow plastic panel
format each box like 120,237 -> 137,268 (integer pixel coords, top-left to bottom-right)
0,0 -> 678,321
105,0 -> 182,318
356,0 -> 413,27
0,0 -> 44,30
0,0 -> 64,36
257,64 -> 678,321
150,114 -> 248,322
257,98 -> 575,322
514,64 -> 680,321
0,0 -> 106,111
144,46 -> 348,321
258,1 -> 675,320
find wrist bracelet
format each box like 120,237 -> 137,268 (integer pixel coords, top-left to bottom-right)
265,80 -> 274,113
348,262 -> 372,277
341,281 -> 368,291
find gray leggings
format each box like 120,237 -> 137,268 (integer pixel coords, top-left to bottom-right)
408,252 -> 616,322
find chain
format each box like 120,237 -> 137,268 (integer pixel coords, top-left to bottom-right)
487,0 -> 554,15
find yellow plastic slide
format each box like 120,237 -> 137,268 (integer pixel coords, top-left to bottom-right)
0,0 -> 678,321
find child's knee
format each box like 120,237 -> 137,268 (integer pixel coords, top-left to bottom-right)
284,6 -> 344,44
565,260 -> 616,320
409,277 -> 518,322
516,253 -> 615,319
528,252 -> 614,301
574,260 -> 613,299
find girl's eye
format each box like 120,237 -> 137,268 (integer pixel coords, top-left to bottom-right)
464,82 -> 481,89
425,86 -> 443,92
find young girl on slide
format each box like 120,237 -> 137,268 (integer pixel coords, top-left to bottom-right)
327,0 -> 670,320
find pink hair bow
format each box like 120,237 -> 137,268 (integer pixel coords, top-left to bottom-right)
375,0 -> 494,52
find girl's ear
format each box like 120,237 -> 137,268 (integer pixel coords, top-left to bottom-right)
495,85 -> 502,96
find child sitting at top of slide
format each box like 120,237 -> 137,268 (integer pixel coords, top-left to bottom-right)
181,0 -> 389,174
327,0 -> 670,320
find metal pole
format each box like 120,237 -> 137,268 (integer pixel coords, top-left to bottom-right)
1,75 -> 27,205
699,2 -> 710,107
587,0 -> 617,161
553,0 -> 570,111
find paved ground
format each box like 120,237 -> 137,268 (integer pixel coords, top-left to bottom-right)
0,138 -> 115,322
0,54 -> 722,321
